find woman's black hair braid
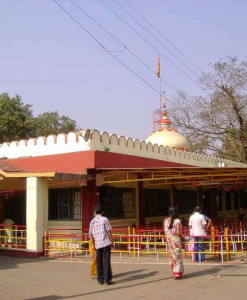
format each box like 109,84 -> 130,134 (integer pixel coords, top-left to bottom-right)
168,206 -> 177,229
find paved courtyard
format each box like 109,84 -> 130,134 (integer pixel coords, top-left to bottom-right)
0,254 -> 247,300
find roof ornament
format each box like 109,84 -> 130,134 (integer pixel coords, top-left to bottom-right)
152,93 -> 171,132
78,129 -> 91,142
159,102 -> 172,131
147,93 -> 191,150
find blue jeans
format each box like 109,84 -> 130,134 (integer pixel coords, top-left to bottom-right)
194,237 -> 205,262
96,245 -> 112,283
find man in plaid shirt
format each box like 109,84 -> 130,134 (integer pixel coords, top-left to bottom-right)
89,205 -> 114,285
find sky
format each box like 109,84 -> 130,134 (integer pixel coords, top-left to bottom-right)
1,0 -> 247,141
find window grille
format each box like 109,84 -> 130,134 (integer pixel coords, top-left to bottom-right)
48,188 -> 81,220
100,187 -> 136,219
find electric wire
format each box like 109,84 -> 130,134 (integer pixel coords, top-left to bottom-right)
52,0 -> 161,95
68,0 -> 178,92
114,0 -> 199,78
123,0 -> 204,74
99,0 -> 206,92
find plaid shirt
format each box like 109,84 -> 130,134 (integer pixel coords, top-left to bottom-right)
89,214 -> 112,249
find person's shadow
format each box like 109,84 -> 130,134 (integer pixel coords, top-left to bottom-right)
112,268 -> 159,283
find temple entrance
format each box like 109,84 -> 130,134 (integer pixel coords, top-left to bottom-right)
0,191 -> 26,225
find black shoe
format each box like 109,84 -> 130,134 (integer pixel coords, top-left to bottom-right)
105,281 -> 114,286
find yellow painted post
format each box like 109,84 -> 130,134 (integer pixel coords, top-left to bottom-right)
225,227 -> 230,261
133,227 -> 136,258
211,226 -> 215,253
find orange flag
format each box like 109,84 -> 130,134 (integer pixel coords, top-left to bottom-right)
156,54 -> 160,78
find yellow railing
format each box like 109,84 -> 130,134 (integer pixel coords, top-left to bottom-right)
0,224 -> 27,250
44,225 -> 247,263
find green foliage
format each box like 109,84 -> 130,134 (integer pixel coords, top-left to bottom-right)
0,93 -> 35,143
0,93 -> 78,143
33,111 -> 78,137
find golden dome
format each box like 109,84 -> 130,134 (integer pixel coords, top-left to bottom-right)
146,109 -> 190,150
145,128 -> 190,150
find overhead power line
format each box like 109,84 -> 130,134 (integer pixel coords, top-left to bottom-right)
99,0 -> 206,92
52,0 -> 161,95
123,0 -> 204,75
114,0 -> 199,78
68,0 -> 178,92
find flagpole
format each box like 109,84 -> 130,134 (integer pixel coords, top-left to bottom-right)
156,53 -> 162,119
160,76 -> 162,119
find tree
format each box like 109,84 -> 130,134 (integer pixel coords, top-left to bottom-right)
0,93 -> 35,143
221,124 -> 247,162
33,111 -> 78,137
0,93 -> 79,143
169,56 -> 247,163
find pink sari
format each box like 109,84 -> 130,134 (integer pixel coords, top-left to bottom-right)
164,218 -> 184,279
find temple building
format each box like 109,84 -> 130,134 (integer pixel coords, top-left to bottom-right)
0,109 -> 247,256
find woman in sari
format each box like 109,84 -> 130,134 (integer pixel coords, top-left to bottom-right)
163,206 -> 184,279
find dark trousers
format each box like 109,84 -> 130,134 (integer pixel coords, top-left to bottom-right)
194,237 -> 205,262
96,245 -> 112,283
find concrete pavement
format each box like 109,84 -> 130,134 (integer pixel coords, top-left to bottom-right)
0,255 -> 247,300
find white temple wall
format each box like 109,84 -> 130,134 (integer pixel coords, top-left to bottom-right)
47,221 -> 82,235
0,134 -> 91,158
0,130 -> 246,168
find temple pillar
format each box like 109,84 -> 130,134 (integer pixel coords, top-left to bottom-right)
137,181 -> 145,226
0,194 -> 4,223
171,186 -> 178,207
26,177 -> 46,255
211,189 -> 218,220
198,188 -> 203,207
81,180 -> 99,230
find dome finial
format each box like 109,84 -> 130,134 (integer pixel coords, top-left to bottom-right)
147,97 -> 190,151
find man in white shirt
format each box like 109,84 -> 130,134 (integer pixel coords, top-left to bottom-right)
189,207 -> 207,262
202,211 -> 212,230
